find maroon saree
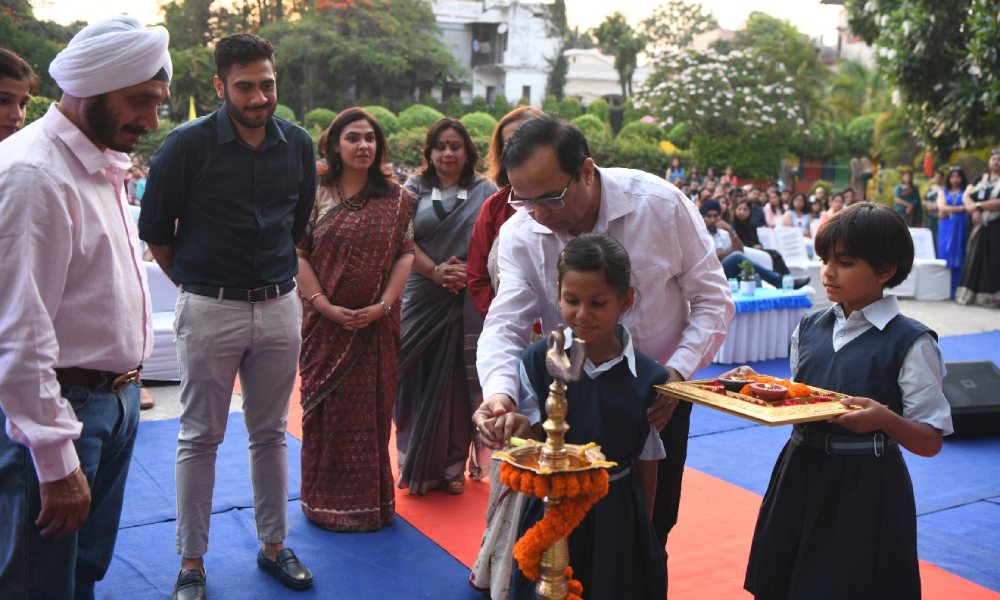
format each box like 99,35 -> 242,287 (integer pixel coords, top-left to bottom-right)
299,182 -> 414,531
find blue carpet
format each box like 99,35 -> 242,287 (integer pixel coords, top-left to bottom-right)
101,502 -> 480,599
121,412 -> 301,528
685,331 -> 1000,592
104,414 -> 478,599
917,500 -> 1000,592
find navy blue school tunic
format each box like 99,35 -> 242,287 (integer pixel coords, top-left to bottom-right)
509,339 -> 668,600
744,309 -> 934,600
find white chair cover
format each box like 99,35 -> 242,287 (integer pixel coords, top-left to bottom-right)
142,261 -> 180,381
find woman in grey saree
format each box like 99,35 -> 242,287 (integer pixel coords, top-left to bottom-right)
396,119 -> 498,495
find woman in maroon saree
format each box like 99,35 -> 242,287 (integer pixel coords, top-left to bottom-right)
294,108 -> 415,531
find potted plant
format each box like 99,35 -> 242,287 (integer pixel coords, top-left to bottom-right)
738,259 -> 756,296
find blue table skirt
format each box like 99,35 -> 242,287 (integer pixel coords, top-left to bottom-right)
733,287 -> 813,314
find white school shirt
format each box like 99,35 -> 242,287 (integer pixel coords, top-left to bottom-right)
517,326 -> 667,461
789,295 -> 953,435
0,105 -> 153,482
477,167 -> 734,402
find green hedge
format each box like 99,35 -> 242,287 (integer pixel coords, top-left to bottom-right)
275,104 -> 296,123
586,98 -> 610,123
24,96 -> 55,127
387,127 -> 427,168
690,133 -> 786,179
666,122 -> 692,149
459,112 -> 498,137
616,121 -> 664,145
398,104 -> 445,131
589,137 -> 676,175
845,114 -> 877,158
304,108 -> 337,131
571,114 -> 609,142
364,105 -> 400,134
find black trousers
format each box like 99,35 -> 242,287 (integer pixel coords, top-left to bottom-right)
652,399 -> 692,597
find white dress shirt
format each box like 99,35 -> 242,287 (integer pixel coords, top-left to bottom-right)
790,296 -> 953,435
517,326 -> 666,460
477,167 -> 734,401
0,105 -> 152,482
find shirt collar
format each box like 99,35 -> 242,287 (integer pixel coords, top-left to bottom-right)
215,106 -> 286,148
829,294 -> 900,330
562,323 -> 637,377
43,104 -> 131,176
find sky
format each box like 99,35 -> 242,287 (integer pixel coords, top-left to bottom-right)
30,0 -> 844,45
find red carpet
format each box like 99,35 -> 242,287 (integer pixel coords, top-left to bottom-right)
272,377 -> 998,598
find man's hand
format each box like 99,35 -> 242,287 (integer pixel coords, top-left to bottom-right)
36,467 -> 90,539
472,394 -> 516,448
648,367 -> 685,431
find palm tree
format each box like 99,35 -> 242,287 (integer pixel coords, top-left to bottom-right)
827,59 -> 892,123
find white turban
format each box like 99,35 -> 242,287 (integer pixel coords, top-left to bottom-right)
49,16 -> 172,98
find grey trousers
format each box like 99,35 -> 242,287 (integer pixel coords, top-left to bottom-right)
173,290 -> 302,558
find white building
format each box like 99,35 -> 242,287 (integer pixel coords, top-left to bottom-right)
432,0 -> 560,107
563,48 -> 653,106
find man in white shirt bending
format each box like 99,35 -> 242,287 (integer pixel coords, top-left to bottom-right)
474,114 -> 734,589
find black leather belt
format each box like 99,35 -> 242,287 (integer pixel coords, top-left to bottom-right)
182,280 -> 295,303
55,367 -> 142,393
792,426 -> 898,457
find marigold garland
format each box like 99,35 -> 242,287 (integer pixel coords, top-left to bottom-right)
499,461 -> 610,593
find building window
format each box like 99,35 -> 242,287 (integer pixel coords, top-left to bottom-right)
521,85 -> 531,102
486,86 -> 497,105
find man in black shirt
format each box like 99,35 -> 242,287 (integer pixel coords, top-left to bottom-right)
139,33 -> 315,600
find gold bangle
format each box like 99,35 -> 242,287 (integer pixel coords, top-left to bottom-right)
308,291 -> 326,303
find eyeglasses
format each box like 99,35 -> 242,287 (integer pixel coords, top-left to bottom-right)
507,177 -> 573,212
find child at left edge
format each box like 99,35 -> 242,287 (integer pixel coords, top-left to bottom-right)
725,202 -> 954,599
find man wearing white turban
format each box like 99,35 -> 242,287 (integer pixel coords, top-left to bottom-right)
140,33 -> 315,600
0,16 -> 170,600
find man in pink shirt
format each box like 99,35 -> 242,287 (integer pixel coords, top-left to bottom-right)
0,17 -> 170,599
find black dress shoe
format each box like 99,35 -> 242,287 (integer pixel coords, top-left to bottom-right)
793,276 -> 811,289
172,569 -> 206,600
257,548 -> 313,590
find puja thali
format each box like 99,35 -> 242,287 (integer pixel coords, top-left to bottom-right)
654,377 -> 856,426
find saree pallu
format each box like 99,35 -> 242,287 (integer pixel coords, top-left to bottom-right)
299,183 -> 414,531
395,177 -> 496,495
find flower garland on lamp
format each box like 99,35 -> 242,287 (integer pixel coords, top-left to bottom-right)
499,463 -> 609,598
493,329 -> 613,600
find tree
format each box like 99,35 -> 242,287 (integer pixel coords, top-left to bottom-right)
826,59 -> 891,124
260,0 -> 462,116
729,12 -> 827,125
543,0 -> 569,100
592,12 -> 647,98
847,0 -> 1000,156
640,1 -> 718,60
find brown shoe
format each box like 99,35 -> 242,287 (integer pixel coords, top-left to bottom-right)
139,387 -> 155,410
444,478 -> 465,495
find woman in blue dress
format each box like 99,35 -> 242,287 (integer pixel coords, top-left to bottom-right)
936,166 -> 969,296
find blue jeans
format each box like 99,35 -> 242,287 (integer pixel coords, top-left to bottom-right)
721,252 -> 785,288
0,382 -> 140,599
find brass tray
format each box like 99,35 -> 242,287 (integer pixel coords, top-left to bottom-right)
654,379 -> 855,426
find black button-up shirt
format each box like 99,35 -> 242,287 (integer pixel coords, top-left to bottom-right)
139,108 -> 316,287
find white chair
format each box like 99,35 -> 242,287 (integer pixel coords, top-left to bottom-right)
757,227 -> 779,251
774,226 -> 829,306
908,228 -> 950,301
743,246 -> 774,272
143,261 -> 181,381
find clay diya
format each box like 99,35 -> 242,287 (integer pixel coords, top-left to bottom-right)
749,382 -> 788,402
